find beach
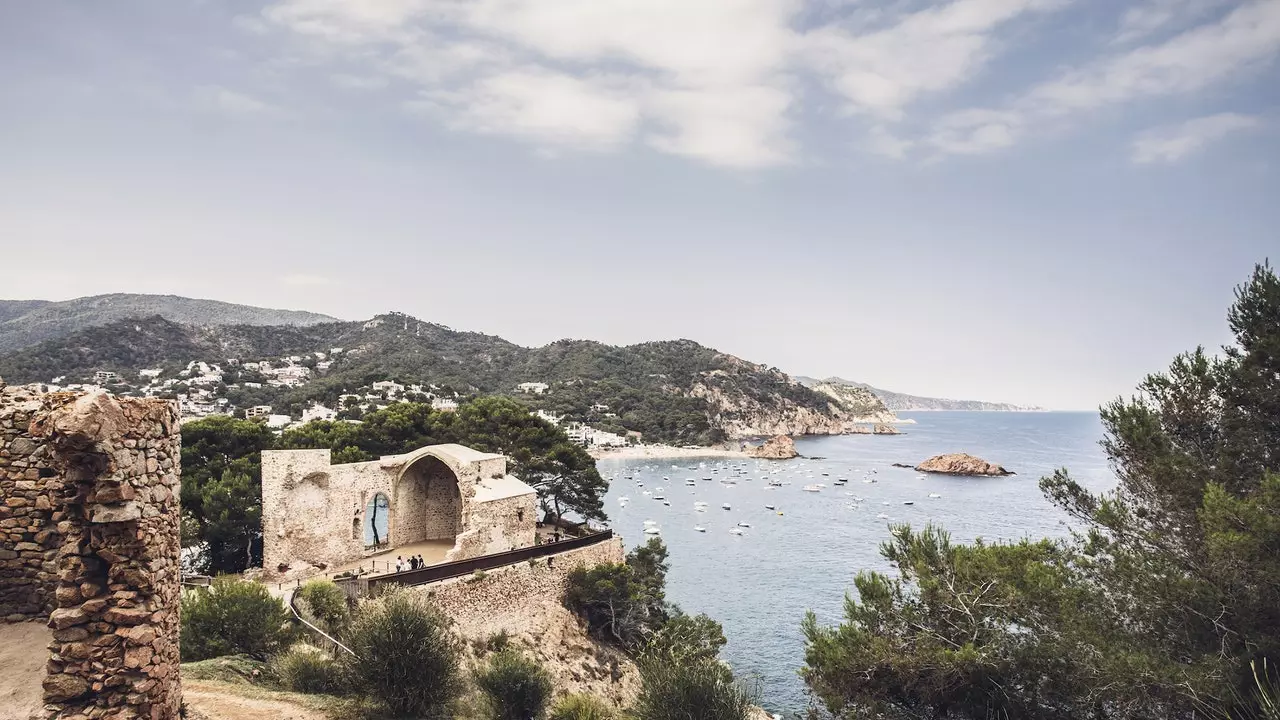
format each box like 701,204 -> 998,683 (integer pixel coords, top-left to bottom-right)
588,443 -> 747,460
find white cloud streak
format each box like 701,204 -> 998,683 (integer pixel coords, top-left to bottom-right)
1130,112 -> 1261,163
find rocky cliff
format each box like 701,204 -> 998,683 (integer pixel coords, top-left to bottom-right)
746,435 -> 799,459
914,453 -> 1014,476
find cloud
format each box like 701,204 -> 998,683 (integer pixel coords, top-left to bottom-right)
246,0 -> 1279,166
195,85 -> 279,117
1130,112 -> 1261,163
926,0 -> 1280,157
804,0 -> 1066,118
1113,0 -> 1228,44
280,273 -> 334,286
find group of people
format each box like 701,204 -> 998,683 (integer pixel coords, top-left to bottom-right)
394,554 -> 426,573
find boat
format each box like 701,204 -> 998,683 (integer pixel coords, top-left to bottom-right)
882,501 -> 891,505
694,526 -> 707,532
902,501 -> 914,505
876,513 -> 889,519
643,520 -> 658,526
928,493 -> 942,498
737,522 -> 751,528
653,495 -> 665,500
644,527 -> 661,534
764,504 -> 776,510
802,485 -> 822,492
722,503 -> 732,510
663,501 -> 671,506
685,479 -> 696,486
729,527 -> 745,535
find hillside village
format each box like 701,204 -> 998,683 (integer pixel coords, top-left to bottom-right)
36,350 -> 637,449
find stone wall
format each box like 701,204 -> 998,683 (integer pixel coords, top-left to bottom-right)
421,535 -> 625,628
1,384 -> 60,621
0,384 -> 182,720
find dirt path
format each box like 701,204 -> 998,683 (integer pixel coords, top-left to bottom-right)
0,621 -> 51,720
182,681 -> 330,720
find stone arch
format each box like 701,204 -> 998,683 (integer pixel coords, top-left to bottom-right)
392,453 -> 463,546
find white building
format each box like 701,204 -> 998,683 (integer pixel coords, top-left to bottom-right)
535,409 -> 562,425
93,371 -> 121,384
372,380 -> 405,395
516,382 -> 550,394
246,405 -> 273,418
266,414 -> 294,429
139,368 -> 162,379
301,403 -> 338,423
590,403 -> 610,412
431,398 -> 459,412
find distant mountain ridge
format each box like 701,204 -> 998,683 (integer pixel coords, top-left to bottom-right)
795,376 -> 1045,412
0,294 -> 337,353
0,308 -> 895,445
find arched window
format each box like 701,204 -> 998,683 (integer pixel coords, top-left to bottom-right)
365,492 -> 391,548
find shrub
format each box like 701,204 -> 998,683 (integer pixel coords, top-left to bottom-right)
296,579 -> 348,630
475,650 -> 554,720
341,588 -> 463,718
564,539 -> 669,649
633,656 -> 755,720
486,630 -> 512,653
643,612 -> 726,664
181,577 -> 293,661
271,643 -> 346,695
549,693 -> 615,720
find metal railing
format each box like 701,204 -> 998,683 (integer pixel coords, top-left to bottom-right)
367,530 -> 614,592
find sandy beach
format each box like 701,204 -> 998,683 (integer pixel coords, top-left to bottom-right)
589,443 -> 747,460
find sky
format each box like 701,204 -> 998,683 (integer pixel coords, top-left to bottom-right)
1,0 -> 1277,410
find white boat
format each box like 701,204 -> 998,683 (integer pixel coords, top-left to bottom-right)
902,501 -> 914,505
729,527 -> 745,535
764,504 -> 776,510
644,527 -> 661,534
737,522 -> 751,528
802,485 -> 821,492
663,501 -> 671,506
618,496 -> 630,502
882,501 -> 891,505
653,495 -> 665,500
643,520 -> 658,527
642,490 -> 651,496
722,503 -> 732,510
928,493 -> 942,498
876,513 -> 889,519
694,526 -> 707,533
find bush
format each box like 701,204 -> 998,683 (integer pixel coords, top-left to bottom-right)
296,579 -> 348,630
564,539 -> 669,649
643,612 -> 726,664
271,643 -> 346,695
485,630 -> 512,653
549,693 -> 615,720
341,588 -> 463,718
181,577 -> 293,661
633,657 -> 755,720
475,650 -> 554,720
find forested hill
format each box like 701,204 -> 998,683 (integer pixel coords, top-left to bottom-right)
0,313 -> 894,445
0,293 -> 336,353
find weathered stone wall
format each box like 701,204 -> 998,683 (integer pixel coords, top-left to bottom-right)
1,384 -> 60,621
421,535 -> 625,627
0,384 -> 182,720
262,444 -> 537,579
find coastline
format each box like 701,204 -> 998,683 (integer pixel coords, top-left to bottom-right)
589,443 -> 747,460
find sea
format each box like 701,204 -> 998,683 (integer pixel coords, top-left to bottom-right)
596,411 -> 1116,715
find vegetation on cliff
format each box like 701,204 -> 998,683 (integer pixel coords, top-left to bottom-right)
802,262 -> 1280,719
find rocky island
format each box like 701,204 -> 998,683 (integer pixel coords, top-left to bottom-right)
745,435 -> 799,459
909,453 -> 1014,476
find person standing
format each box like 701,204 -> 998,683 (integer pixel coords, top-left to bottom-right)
395,556 -> 403,573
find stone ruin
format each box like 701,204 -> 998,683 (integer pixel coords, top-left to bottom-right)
1,381 -> 182,719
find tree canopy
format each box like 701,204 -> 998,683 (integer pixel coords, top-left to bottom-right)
803,262 -> 1280,719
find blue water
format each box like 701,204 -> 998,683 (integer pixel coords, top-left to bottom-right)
597,412 -> 1114,714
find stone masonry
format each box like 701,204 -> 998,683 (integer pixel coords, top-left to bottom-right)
1,381 -> 182,720
262,443 -> 537,579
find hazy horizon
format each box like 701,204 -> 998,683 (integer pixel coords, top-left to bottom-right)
2,1 -> 1277,411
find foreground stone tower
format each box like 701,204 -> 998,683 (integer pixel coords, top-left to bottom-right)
1,383 -> 182,719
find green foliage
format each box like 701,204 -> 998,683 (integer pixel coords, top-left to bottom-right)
633,655 -> 756,720
485,630 -> 512,653
548,694 -> 616,720
181,415 -> 275,573
474,649 -> 555,720
802,262 -> 1280,720
295,580 -> 349,631
643,611 -> 727,665
564,538 -> 670,649
180,577 -> 293,661
341,588 -> 463,719
270,643 -> 347,695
